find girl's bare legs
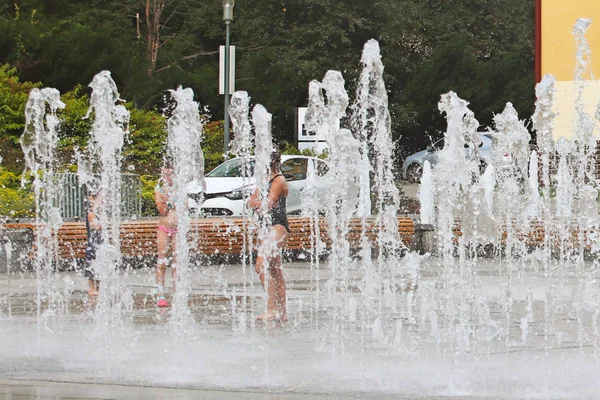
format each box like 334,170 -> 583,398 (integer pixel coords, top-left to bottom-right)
255,255 -> 266,287
171,234 -> 177,292
269,254 -> 287,321
256,225 -> 288,321
156,229 -> 169,297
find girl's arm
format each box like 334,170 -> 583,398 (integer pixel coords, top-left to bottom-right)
247,188 -> 261,210
247,176 -> 289,210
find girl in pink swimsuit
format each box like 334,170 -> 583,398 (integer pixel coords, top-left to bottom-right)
154,165 -> 177,307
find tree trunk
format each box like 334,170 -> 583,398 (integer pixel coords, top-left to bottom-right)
145,0 -> 163,77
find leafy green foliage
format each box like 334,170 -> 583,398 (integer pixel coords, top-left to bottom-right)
56,85 -> 92,165
0,64 -> 39,141
202,121 -> 226,173
0,168 -> 34,218
280,140 -> 328,159
124,106 -> 167,175
0,64 -> 42,170
140,174 -> 158,217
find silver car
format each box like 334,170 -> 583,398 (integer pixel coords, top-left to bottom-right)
401,133 -> 493,182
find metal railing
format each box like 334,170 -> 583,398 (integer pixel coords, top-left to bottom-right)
56,173 -> 142,220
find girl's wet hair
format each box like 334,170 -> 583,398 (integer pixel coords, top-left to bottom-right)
270,150 -> 281,169
84,181 -> 100,198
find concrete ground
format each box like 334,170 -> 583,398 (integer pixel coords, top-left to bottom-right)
1,258 -> 600,399
0,378 -> 472,400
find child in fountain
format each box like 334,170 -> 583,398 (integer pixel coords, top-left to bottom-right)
84,189 -> 102,296
154,164 -> 177,307
247,150 -> 290,322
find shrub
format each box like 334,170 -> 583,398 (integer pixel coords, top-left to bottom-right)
0,168 -> 34,218
124,106 -> 167,175
202,120 -> 226,173
140,174 -> 158,217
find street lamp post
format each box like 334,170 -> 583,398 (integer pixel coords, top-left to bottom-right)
223,0 -> 234,155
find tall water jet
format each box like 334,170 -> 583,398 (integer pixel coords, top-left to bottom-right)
303,80 -> 332,331
429,92 -> 497,356
84,71 -> 130,332
251,104 -> 274,321
571,18 -> 598,350
434,93 -> 480,257
229,91 -> 253,175
526,150 -> 541,218
532,74 -> 556,204
321,71 -> 359,298
531,74 -> 558,350
491,103 -> 531,245
419,161 -> 434,225
165,86 -> 206,329
301,158 -> 324,328
306,70 -> 362,345
354,40 -> 407,308
555,138 -> 575,221
229,90 -> 254,328
532,74 -> 556,262
489,103 -> 531,350
20,87 -> 65,348
572,19 -> 596,186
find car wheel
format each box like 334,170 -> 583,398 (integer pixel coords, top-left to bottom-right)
406,163 -> 423,183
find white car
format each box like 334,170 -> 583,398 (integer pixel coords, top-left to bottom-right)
201,155 -> 330,216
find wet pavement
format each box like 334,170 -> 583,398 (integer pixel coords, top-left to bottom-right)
0,378 -> 401,400
1,258 -> 600,399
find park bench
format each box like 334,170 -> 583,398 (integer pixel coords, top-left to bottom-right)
1,217 -> 416,262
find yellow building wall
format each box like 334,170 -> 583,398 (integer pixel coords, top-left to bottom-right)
541,0 -> 600,139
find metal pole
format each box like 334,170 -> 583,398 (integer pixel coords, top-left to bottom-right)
224,20 -> 231,155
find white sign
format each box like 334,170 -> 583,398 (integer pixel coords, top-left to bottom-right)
297,107 -> 328,152
219,45 -> 235,95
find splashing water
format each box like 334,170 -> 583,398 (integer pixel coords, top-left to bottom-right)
6,21 -> 600,398
301,158 -> 324,327
20,87 -> 65,349
251,104 -> 274,319
356,41 -> 409,319
305,70 -> 362,346
252,105 -> 274,195
229,90 -> 254,328
419,161 -> 434,225
84,71 -> 131,341
165,86 -> 206,330
229,91 -> 253,160
531,73 -> 556,225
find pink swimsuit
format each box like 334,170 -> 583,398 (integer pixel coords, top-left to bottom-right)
157,225 -> 177,236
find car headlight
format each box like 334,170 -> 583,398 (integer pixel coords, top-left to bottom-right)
224,185 -> 254,200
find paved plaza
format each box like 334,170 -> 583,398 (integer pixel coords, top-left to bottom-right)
1,258 -> 600,399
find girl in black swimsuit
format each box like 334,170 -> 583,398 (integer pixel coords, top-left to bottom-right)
266,173 -> 290,233
247,150 -> 290,322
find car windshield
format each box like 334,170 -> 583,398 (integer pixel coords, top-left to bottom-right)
206,158 -> 255,177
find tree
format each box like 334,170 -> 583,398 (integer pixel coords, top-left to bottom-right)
0,64 -> 41,170
401,38 -> 534,159
0,0 -> 536,164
